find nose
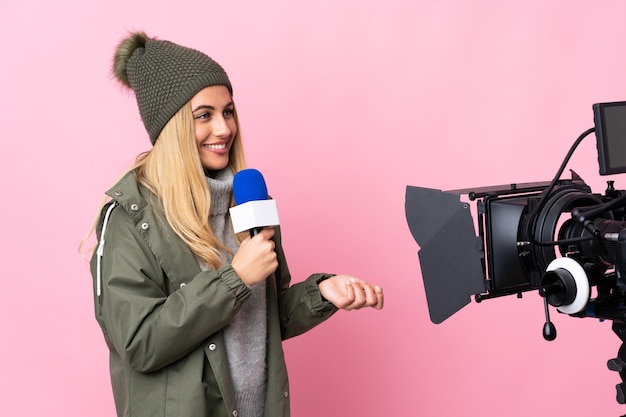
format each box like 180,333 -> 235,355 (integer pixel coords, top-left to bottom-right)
213,115 -> 232,138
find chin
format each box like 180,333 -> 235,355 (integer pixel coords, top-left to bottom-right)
202,160 -> 229,171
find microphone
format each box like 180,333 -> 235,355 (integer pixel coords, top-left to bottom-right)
230,168 -> 280,236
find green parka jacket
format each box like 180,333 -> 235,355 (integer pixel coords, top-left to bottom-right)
90,171 -> 338,417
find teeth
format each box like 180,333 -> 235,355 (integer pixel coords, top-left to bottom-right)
206,143 -> 226,150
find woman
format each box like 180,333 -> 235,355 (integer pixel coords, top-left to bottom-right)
90,31 -> 384,417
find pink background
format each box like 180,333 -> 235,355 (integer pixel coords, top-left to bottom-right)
3,1 -> 626,416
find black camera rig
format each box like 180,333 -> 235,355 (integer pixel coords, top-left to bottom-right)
405,101 -> 626,410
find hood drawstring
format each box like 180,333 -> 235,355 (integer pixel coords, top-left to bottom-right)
96,202 -> 118,303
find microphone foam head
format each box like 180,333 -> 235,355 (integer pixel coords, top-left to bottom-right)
233,168 -> 268,205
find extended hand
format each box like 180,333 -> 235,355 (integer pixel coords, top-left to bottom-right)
318,275 -> 384,311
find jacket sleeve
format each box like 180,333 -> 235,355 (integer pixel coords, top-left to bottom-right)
91,204 -> 251,373
271,226 -> 339,340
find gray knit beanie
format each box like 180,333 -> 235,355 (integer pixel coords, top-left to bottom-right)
112,31 -> 233,144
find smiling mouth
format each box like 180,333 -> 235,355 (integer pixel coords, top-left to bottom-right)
205,142 -> 227,150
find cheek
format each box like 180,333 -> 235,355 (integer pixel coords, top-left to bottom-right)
194,124 -> 208,143
228,120 -> 238,137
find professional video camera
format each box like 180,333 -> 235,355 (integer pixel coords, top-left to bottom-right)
405,101 -> 626,407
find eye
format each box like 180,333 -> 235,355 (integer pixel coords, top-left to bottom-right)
194,111 -> 211,120
224,108 -> 234,118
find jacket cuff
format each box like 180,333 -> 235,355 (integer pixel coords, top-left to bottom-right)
308,273 -> 337,313
218,265 -> 251,302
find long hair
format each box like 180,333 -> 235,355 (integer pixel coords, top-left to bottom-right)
132,101 -> 247,269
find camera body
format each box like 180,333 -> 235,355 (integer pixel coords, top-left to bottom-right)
464,175 -> 626,320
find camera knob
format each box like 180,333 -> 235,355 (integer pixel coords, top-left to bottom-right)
542,257 -> 590,314
608,357 -> 626,373
616,383 -> 626,404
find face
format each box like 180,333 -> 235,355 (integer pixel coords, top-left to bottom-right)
190,85 -> 237,171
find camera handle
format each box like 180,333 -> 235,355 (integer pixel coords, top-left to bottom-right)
608,322 -> 626,406
542,297 -> 557,341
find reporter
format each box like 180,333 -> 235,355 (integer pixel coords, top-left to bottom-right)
88,31 -> 384,417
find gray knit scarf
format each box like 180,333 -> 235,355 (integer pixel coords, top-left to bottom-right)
198,168 -> 268,417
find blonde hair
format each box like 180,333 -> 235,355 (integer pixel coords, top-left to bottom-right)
131,102 -> 247,269
80,100 -> 247,267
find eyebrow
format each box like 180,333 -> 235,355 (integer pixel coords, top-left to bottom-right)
192,102 -> 234,113
192,104 -> 214,113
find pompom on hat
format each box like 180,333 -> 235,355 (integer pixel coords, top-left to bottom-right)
112,31 -> 233,144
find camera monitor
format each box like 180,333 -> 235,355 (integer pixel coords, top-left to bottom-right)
594,101 -> 626,175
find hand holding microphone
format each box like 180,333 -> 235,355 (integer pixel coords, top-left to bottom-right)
232,228 -> 278,286
230,169 -> 280,286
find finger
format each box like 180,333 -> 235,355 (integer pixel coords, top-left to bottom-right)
349,282 -> 367,309
341,282 -> 356,310
361,284 -> 378,307
252,228 -> 273,241
374,285 -> 384,310
262,227 -> 275,238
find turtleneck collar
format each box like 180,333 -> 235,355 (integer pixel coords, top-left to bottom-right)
205,168 -> 234,217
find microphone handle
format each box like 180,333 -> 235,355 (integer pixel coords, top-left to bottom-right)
249,227 -> 263,237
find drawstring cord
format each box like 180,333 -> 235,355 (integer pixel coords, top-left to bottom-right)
96,202 -> 118,303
